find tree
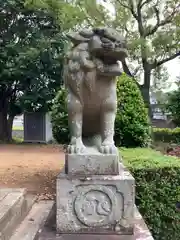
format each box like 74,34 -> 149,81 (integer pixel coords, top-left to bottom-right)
0,0 -> 66,141
76,0 -> 180,116
24,0 -> 86,30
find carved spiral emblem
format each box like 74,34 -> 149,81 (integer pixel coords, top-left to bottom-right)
74,185 -> 117,227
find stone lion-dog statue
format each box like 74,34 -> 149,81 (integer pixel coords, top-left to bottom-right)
64,27 -> 128,154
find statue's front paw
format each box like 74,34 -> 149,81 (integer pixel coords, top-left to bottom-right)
67,145 -> 86,154
99,144 -> 117,154
67,139 -> 86,154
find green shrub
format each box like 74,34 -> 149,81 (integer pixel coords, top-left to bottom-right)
51,74 -> 151,147
122,148 -> 180,240
51,87 -> 69,144
166,88 -> 180,126
153,127 -> 180,143
115,73 -> 151,147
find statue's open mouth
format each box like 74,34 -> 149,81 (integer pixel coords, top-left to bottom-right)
97,54 -> 117,65
95,55 -> 122,77
89,37 -> 128,64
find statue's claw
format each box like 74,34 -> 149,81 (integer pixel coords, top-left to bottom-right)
67,145 -> 86,154
99,141 -> 117,154
67,138 -> 86,154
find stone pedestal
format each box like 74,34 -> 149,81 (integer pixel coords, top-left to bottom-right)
65,152 -> 120,176
56,148 -> 135,236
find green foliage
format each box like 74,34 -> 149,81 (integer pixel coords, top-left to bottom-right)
0,0 -> 66,141
0,0 -> 65,96
153,127 -> 180,143
115,74 -> 151,147
25,0 -> 87,30
121,147 -> 180,240
166,87 -> 180,126
51,74 -> 150,146
51,87 -> 69,144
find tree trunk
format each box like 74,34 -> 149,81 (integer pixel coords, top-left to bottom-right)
140,68 -> 153,119
0,99 -> 12,142
121,59 -> 153,117
7,115 -> 14,141
0,112 -> 9,142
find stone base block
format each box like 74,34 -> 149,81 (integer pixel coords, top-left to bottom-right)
56,168 -> 135,235
65,153 -> 120,176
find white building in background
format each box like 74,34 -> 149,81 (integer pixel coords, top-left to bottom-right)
150,93 -> 176,128
13,115 -> 24,128
150,93 -> 167,121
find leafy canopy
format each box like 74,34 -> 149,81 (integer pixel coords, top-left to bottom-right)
0,0 -> 66,114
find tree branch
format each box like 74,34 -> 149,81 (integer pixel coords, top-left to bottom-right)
136,0 -> 144,36
153,51 -> 180,68
121,59 -> 141,87
124,23 -> 131,34
140,0 -> 152,9
137,0 -> 143,8
145,4 -> 180,37
145,6 -> 160,36
133,66 -> 141,76
116,0 -> 138,20
121,59 -> 133,77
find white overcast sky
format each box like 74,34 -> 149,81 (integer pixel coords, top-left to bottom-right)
98,0 -> 179,90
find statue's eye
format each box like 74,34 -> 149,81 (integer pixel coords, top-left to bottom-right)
115,42 -> 122,47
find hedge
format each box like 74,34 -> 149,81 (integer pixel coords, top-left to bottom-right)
51,87 -> 69,144
121,148 -> 180,240
115,73 -> 151,147
153,127 -> 180,143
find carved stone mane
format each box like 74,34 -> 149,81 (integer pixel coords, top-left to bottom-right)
65,27 -> 128,154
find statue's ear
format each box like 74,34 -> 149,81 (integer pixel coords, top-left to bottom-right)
66,32 -> 90,45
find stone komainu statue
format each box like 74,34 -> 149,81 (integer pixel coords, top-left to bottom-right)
64,27 -> 128,154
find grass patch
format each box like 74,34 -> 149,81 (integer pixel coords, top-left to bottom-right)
121,147 -> 179,169
120,147 -> 180,240
12,126 -> 23,131
12,136 -> 23,143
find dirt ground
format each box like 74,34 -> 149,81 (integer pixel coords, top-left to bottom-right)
0,144 -> 65,200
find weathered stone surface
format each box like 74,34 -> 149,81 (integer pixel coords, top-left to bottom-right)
2,194 -> 35,240
65,152 -> 120,176
0,188 -> 36,240
56,168 -> 135,235
65,27 -> 128,154
0,189 -> 26,231
40,205 -> 154,239
6,201 -> 153,240
10,201 -> 54,240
